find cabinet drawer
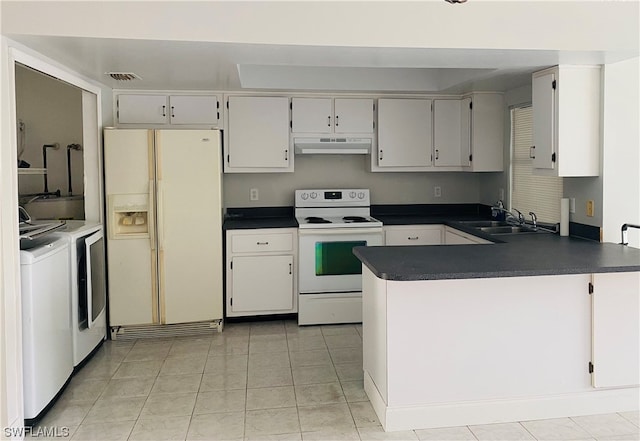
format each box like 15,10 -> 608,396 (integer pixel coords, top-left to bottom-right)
232,233 -> 293,253
385,227 -> 442,246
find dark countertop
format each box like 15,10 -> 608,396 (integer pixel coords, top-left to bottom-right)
223,207 -> 298,230
354,230 -> 640,281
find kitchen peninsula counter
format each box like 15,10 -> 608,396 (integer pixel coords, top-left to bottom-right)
354,232 -> 640,281
354,232 -> 640,433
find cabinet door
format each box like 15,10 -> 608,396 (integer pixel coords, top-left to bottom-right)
592,272 -> 640,388
117,95 -> 169,124
231,255 -> 294,313
532,71 -> 556,170
227,96 -> 290,169
156,130 -> 222,325
334,98 -> 374,133
291,98 -> 332,133
433,100 -> 463,167
169,95 -> 219,125
377,99 -> 432,168
467,93 -> 504,172
460,97 -> 472,167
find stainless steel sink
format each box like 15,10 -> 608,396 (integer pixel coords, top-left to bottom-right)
479,225 -> 537,235
457,220 -> 510,228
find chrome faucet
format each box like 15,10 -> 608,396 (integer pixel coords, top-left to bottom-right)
529,212 -> 538,230
513,209 -> 526,226
621,223 -> 640,245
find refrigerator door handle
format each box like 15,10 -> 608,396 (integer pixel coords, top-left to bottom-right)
148,179 -> 156,251
157,180 -> 164,251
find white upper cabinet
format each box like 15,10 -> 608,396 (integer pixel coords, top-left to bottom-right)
374,98 -> 432,171
291,98 -> 332,133
168,95 -> 219,125
532,65 -> 601,177
433,99 -> 465,167
225,96 -> 293,173
334,98 -> 375,133
117,94 -> 169,124
463,93 -> 505,172
291,97 -> 374,134
116,94 -> 221,126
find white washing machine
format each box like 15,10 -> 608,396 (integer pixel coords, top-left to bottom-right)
54,221 -> 107,367
21,236 -> 73,421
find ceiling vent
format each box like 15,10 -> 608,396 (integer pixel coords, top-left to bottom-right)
106,72 -> 141,81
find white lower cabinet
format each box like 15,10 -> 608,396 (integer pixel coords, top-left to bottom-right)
226,228 -> 297,317
591,271 -> 640,388
444,226 -> 492,244
385,225 -> 489,245
384,225 -> 443,245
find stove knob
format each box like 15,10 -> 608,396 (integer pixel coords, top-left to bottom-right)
310,192 -> 318,199
349,191 -> 357,199
301,192 -> 309,200
357,192 -> 365,199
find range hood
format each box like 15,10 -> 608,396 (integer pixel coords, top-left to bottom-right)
294,137 -> 372,155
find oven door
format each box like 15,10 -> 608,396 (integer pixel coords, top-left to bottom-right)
298,227 -> 383,293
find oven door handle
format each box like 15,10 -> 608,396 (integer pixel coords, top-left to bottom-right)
298,228 -> 383,236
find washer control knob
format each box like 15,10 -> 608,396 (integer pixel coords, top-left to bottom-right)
358,192 -> 365,199
349,191 -> 357,199
310,192 -> 318,199
301,193 -> 309,200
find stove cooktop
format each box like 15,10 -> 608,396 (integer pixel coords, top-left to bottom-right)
296,215 -> 383,229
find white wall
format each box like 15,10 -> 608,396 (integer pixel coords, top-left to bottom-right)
602,57 -> 640,247
224,155 -> 481,208
0,35 -> 24,436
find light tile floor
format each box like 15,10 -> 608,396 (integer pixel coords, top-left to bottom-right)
34,320 -> 639,441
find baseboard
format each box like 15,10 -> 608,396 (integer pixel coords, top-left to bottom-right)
365,371 -> 639,432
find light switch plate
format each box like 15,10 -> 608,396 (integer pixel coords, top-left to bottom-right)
250,188 -> 259,201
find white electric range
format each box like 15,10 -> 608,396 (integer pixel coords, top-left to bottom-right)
295,189 -> 383,325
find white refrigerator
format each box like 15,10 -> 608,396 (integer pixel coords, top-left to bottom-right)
103,129 -> 223,328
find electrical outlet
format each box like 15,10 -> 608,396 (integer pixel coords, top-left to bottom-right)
586,200 -> 594,217
434,186 -> 441,198
570,198 -> 576,214
250,188 -> 259,201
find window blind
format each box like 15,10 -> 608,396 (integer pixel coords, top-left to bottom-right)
511,106 -> 563,223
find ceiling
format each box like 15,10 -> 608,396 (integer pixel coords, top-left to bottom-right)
3,1 -> 638,94
7,34 -> 624,94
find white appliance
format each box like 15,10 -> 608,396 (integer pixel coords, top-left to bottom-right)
20,236 -> 73,421
53,221 -> 106,366
296,189 -> 383,325
103,129 -> 223,333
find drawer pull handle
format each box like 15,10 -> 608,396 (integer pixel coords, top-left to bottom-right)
408,236 -> 419,240
289,263 -> 292,274
257,241 -> 269,245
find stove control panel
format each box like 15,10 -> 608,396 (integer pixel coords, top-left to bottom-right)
295,189 -> 370,207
